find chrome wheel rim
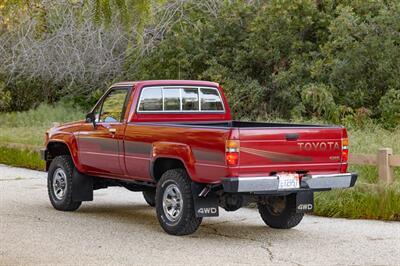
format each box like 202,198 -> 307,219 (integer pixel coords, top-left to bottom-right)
52,168 -> 67,200
162,184 -> 183,223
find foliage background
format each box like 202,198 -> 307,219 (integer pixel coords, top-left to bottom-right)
0,0 -> 399,129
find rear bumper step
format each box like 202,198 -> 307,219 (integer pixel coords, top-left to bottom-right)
223,173 -> 358,193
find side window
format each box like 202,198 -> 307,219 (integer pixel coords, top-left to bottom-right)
92,102 -> 102,123
138,87 -> 162,111
182,88 -> 199,111
200,88 -> 224,111
99,89 -> 129,123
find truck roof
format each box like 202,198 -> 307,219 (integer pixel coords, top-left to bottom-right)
112,80 -> 220,88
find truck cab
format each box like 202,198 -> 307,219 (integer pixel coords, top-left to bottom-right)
42,80 -> 357,235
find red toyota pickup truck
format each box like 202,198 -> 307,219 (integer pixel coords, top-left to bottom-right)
41,80 -> 357,235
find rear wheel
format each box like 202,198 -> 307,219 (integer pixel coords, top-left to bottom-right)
257,194 -> 303,229
47,155 -> 81,211
142,189 -> 156,207
155,169 -> 202,235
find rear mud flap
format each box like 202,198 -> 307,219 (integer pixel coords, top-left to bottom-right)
296,191 -> 314,213
191,183 -> 219,218
72,169 -> 93,202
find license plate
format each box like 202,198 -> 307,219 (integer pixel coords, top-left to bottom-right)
278,173 -> 300,190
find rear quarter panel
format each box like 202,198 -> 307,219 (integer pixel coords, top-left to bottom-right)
123,123 -> 231,183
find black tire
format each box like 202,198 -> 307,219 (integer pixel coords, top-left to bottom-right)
155,169 -> 202,235
257,194 -> 303,229
47,155 -> 81,211
142,189 -> 156,207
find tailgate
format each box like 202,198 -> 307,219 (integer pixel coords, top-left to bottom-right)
238,127 -> 345,175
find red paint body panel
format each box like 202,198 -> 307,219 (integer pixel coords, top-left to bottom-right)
78,122 -> 126,176
238,127 -> 344,176
46,121 -> 84,172
123,123 -> 231,183
45,80 -> 349,184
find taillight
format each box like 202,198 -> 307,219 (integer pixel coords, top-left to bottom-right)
226,140 -> 240,166
341,138 -> 349,162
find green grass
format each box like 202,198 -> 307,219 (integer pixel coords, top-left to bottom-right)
0,104 -> 399,220
348,125 -> 400,154
314,182 -> 400,221
0,103 -> 84,170
0,103 -> 85,147
0,146 -> 44,170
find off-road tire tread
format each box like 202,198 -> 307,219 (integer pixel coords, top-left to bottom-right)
47,155 -> 81,211
156,169 -> 202,235
258,194 -> 303,229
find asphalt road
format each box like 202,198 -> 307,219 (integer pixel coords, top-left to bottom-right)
1,164 -> 399,265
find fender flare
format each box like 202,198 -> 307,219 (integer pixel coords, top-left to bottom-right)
151,141 -> 198,181
46,135 -> 84,173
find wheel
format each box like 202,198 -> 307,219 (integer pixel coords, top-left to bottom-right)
155,169 -> 202,235
257,194 -> 303,229
47,155 -> 81,211
142,189 -> 156,207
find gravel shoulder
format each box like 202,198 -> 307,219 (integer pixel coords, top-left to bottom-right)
0,164 -> 399,265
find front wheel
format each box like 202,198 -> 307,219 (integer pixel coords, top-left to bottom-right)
257,194 -> 303,229
155,169 -> 202,235
47,155 -> 81,211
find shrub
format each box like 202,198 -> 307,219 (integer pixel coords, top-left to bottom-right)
0,81 -> 11,111
300,83 -> 337,121
316,3 -> 400,112
379,89 -> 400,129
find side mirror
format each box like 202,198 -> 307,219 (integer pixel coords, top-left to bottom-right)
85,112 -> 97,128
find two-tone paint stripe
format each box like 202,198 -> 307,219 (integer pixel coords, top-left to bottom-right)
241,147 -> 312,162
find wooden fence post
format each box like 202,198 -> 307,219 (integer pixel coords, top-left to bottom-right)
377,148 -> 393,184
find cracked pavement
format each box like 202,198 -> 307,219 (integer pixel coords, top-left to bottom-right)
1,164 -> 399,265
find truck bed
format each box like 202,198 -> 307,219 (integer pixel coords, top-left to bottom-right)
135,120 -> 346,176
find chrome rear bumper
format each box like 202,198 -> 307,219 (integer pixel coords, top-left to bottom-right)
222,173 -> 357,193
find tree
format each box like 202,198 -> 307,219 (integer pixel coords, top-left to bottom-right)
0,0 -> 47,37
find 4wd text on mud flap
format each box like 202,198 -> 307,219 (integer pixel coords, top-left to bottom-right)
297,204 -> 313,211
197,207 -> 218,215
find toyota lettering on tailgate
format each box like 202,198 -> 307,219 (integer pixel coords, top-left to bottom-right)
297,142 -> 340,151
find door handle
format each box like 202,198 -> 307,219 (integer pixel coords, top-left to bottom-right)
109,128 -> 117,134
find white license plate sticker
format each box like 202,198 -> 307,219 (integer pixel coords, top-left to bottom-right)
278,173 -> 300,190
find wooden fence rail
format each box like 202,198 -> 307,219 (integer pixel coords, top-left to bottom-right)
349,148 -> 400,184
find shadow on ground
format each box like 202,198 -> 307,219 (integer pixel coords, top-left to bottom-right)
56,202 -> 307,242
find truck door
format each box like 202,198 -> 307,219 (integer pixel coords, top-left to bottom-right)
78,87 -> 130,176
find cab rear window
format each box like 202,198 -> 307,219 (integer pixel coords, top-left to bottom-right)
200,88 -> 224,111
137,86 -> 224,113
138,87 -> 163,111
163,88 -> 180,111
182,88 -> 199,111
